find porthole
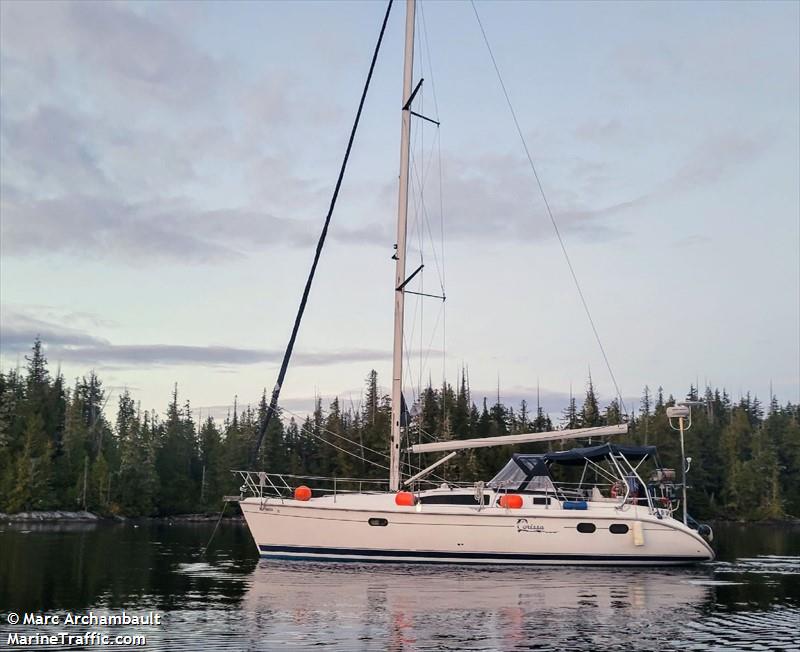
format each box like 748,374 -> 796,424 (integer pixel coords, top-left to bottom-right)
368,518 -> 388,527
532,496 -> 551,506
577,522 -> 596,534
610,523 -> 629,534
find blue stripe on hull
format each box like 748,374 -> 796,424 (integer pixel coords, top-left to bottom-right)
257,544 -> 705,565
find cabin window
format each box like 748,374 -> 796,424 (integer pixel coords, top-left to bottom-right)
610,523 -> 629,534
419,494 -> 490,505
532,496 -> 551,506
368,518 -> 388,527
577,522 -> 596,534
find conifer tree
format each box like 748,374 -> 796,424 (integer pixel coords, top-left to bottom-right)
451,369 -> 471,440
155,386 -> 200,514
561,394 -> 579,430
639,386 -> 652,445
198,416 -> 224,510
0,370 -> 24,509
604,399 -> 622,426
8,413 -> 53,512
581,375 -> 602,427
115,391 -> 158,515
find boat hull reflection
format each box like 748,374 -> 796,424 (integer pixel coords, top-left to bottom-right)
243,562 -> 713,649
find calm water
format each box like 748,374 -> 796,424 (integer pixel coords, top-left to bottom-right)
0,521 -> 798,651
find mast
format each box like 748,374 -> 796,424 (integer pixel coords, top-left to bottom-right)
390,0 -> 416,492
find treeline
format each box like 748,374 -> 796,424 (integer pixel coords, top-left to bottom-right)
1,339 -> 798,520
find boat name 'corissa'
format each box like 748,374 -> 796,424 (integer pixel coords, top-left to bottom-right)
516,520 -> 554,534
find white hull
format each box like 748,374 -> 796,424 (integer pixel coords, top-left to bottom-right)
241,492 -> 714,566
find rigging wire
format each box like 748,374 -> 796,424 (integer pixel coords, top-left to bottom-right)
402,2 -> 447,440
419,300 -> 445,380
469,0 -> 628,417
249,0 -> 395,466
281,405 -> 434,477
302,424 -> 390,472
404,146 -> 446,402
281,406 -> 389,462
436,92 -> 448,431
403,146 -> 444,403
410,137 -> 446,293
420,0 -> 449,423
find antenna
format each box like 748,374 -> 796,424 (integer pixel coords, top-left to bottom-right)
666,400 -> 704,525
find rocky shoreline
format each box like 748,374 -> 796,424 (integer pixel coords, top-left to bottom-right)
0,511 -> 243,523
0,510 -> 101,522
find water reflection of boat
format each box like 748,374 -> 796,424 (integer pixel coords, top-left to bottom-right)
241,562 -> 713,649
245,562 -> 712,613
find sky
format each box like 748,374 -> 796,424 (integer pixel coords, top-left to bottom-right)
1,0 -> 798,423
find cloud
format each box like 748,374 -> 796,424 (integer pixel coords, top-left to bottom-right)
425,122 -> 773,247
0,327 -> 389,371
1,2 -> 374,264
0,0 -> 642,267
0,2 -> 779,270
0,0 -> 639,264
573,119 -> 624,144
0,189 -> 389,264
8,130 -> 761,263
0,307 -> 430,369
0,1 -> 221,109
671,234 -> 711,248
0,312 -> 102,351
665,133 -> 769,193
612,41 -> 682,87
439,152 -> 633,244
609,8 -> 799,102
1,105 -> 112,194
52,343 -> 391,368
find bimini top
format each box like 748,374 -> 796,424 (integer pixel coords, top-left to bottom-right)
488,444 -> 658,491
542,443 -> 658,466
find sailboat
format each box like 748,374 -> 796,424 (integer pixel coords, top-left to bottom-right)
234,0 -> 715,565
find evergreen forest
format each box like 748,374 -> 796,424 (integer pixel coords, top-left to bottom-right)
1,339 -> 798,521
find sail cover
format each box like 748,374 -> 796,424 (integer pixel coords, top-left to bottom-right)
407,424 -> 627,454
488,454 -> 557,492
